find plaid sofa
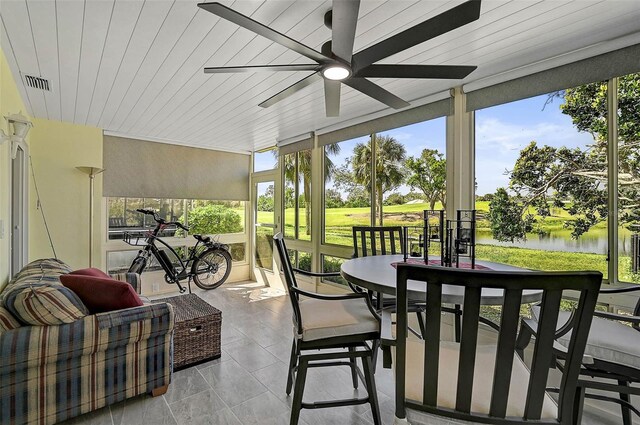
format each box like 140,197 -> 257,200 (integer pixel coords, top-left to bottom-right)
0,259 -> 175,425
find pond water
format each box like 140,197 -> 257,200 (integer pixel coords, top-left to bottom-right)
477,227 -> 635,255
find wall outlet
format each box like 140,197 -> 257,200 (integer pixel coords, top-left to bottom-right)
152,283 -> 160,292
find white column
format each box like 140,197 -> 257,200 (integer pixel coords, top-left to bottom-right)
446,86 -> 475,218
310,133 -> 323,286
607,78 -> 619,283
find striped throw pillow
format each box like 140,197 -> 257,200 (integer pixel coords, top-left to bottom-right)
3,283 -> 89,326
0,307 -> 21,332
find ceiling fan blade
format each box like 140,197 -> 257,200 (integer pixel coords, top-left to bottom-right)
205,64 -> 321,74
259,72 -> 323,108
352,0 -> 481,71
355,64 -> 477,79
331,0 -> 360,63
198,2 -> 330,63
324,79 -> 341,117
343,78 -> 410,109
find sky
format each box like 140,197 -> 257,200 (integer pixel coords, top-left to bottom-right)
253,93 -> 596,197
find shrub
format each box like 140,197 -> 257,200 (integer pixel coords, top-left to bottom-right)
186,204 -> 243,235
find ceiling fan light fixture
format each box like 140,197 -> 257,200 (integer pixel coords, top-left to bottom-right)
322,65 -> 350,81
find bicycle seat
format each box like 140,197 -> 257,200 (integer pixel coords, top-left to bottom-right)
194,234 -> 211,243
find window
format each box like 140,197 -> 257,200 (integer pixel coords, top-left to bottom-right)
288,249 -> 312,272
321,120 -> 446,252
282,150 -> 311,241
107,197 -> 247,275
321,255 -> 348,286
107,198 -> 245,240
376,119 -> 446,257
253,148 -> 277,173
475,88 -> 609,278
616,73 -> 640,283
323,138 -> 371,247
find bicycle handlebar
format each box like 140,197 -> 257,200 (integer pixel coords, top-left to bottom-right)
135,209 -> 190,231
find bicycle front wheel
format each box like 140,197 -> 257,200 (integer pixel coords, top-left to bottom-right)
191,248 -> 232,290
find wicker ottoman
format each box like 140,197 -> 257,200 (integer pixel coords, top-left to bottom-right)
152,294 -> 222,370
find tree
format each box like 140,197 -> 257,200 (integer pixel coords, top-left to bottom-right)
351,134 -> 406,225
279,144 -> 341,235
487,73 -> 640,240
405,148 -> 446,210
325,188 -> 345,208
345,187 -> 371,208
283,186 -> 295,209
488,188 -> 534,242
384,192 -> 405,206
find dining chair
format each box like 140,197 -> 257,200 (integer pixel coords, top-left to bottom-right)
516,284 -> 640,425
352,225 -> 429,340
273,233 -> 382,425
382,265 -> 602,425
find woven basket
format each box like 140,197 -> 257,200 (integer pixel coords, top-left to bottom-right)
152,294 -> 221,370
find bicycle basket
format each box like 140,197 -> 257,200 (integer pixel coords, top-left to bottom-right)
123,232 -> 147,246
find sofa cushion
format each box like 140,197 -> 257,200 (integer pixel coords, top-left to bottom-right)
3,283 -> 89,325
60,274 -> 144,314
9,258 -> 72,287
69,268 -> 112,278
0,306 -> 21,332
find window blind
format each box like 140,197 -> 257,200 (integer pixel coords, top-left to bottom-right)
103,136 -> 250,201
277,137 -> 314,156
466,43 -> 640,112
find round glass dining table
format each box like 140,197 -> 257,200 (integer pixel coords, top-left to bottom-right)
340,254 -> 543,305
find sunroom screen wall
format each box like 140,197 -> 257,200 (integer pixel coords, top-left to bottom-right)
103,135 -> 250,200
466,43 -> 640,111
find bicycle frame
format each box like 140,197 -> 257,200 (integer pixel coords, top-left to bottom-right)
133,223 -> 207,292
127,209 -> 232,293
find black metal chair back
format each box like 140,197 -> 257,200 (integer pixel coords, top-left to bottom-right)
394,265 -> 602,424
273,233 -> 303,335
352,226 -> 404,258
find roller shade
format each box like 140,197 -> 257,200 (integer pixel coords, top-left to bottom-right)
466,43 -> 640,112
317,98 -> 451,146
278,136 -> 314,156
103,136 -> 250,200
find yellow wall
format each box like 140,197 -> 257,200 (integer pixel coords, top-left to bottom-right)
0,49 -> 30,287
0,48 -> 103,288
28,119 -> 103,270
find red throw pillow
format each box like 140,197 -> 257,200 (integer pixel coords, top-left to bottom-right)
60,274 -> 144,314
69,268 -> 112,278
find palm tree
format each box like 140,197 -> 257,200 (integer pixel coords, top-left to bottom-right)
352,134 -> 406,225
278,144 -> 340,235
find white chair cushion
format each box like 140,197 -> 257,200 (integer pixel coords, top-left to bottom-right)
532,306 -> 640,370
298,297 -> 379,341
396,340 -> 558,420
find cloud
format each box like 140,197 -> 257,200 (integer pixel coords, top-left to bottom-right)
476,117 -> 594,153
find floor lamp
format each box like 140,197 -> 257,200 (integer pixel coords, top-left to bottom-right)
77,166 -> 104,267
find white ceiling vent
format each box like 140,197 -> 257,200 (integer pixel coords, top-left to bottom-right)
24,75 -> 50,91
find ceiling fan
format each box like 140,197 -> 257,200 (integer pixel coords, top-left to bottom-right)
198,0 -> 481,117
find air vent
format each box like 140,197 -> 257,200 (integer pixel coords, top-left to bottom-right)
24,75 -> 50,91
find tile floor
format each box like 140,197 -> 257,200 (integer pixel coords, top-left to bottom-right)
61,281 -> 623,425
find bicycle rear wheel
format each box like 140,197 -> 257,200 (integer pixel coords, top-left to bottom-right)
191,248 -> 232,290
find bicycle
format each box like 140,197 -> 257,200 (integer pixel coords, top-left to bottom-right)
124,208 -> 232,293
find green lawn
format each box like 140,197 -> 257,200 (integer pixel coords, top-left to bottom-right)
256,201 -> 638,283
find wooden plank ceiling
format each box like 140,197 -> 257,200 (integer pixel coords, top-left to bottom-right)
2,0 -> 640,153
